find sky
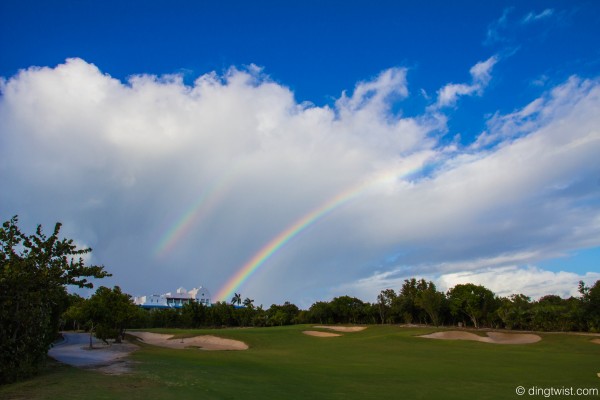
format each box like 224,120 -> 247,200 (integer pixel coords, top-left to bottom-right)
1,0 -> 599,307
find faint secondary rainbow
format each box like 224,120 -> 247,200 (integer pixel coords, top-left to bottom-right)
215,155 -> 432,301
154,169 -> 238,258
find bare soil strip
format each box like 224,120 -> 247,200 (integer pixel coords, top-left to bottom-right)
419,330 -> 541,344
128,331 -> 248,350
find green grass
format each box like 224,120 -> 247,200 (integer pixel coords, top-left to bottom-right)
1,326 -> 599,399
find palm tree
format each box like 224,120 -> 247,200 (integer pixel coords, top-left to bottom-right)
231,293 -> 241,306
243,297 -> 255,309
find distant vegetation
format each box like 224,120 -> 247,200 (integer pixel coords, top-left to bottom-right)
2,216 -> 599,385
76,277 -> 596,333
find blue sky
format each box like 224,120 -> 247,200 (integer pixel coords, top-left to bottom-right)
3,0 -> 599,149
1,1 -> 599,306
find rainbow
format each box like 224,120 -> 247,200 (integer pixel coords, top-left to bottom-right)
215,155 -> 432,301
154,169 -> 238,258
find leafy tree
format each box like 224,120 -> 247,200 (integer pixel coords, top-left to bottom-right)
181,301 -> 207,328
579,280 -> 600,332
308,301 -> 333,324
296,309 -> 311,324
67,286 -> 137,347
397,278 -> 429,324
270,310 -> 288,326
496,294 -> 532,330
251,305 -> 268,327
563,296 -> 587,332
93,286 -> 138,343
447,283 -> 496,328
61,293 -> 86,331
267,302 -> 299,326
148,308 -> 182,328
362,302 -> 380,325
0,216 -> 110,383
209,301 -> 235,326
414,281 -> 445,326
530,295 -> 566,331
234,304 -> 255,327
330,296 -> 365,324
377,289 -> 397,324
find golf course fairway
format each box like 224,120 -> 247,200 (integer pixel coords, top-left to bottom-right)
1,325 -> 598,400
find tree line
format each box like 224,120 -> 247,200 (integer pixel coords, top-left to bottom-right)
62,277 -> 600,336
2,217 -> 599,384
373,278 -> 599,332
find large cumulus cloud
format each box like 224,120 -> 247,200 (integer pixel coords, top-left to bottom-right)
1,58 -> 599,305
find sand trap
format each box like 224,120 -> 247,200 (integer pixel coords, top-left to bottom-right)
419,331 -> 541,344
421,331 -> 487,341
592,339 -> 600,345
303,330 -> 342,337
313,325 -> 367,332
485,332 -> 541,344
128,331 -> 248,350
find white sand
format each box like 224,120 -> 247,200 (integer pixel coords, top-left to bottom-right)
303,330 -> 342,337
421,331 -> 488,342
485,332 -> 541,344
419,330 -> 541,344
129,331 -> 248,350
313,325 -> 367,332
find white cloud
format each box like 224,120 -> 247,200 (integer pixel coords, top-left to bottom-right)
485,7 -> 557,47
1,58 -> 599,306
437,266 -> 599,300
522,9 -> 554,24
435,55 -> 498,107
336,262 -> 600,303
484,7 -> 513,45
473,76 -> 595,148
337,68 -> 408,112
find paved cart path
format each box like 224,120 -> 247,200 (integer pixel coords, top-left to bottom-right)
49,332 -> 138,373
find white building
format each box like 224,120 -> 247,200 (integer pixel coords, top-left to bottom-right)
134,286 -> 211,308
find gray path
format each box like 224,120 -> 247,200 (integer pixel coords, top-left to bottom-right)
49,332 -> 138,368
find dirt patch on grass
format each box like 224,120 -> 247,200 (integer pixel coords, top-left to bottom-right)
94,360 -> 139,375
303,330 -> 342,337
419,330 -> 541,344
129,331 -> 248,350
591,338 -> 600,345
313,325 -> 367,332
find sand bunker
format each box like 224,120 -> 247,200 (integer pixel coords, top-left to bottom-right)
129,331 -> 248,350
313,325 -> 367,332
485,332 -> 541,344
591,339 -> 600,345
419,331 -> 541,344
303,330 -> 342,337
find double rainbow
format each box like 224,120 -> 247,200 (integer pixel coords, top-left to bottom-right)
215,154 -> 432,301
154,168 -> 238,257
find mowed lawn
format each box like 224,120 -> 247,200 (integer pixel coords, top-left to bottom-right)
1,325 -> 599,400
